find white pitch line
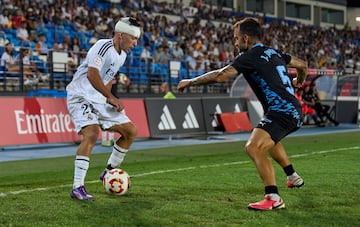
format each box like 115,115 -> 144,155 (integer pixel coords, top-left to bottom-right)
0,146 -> 359,197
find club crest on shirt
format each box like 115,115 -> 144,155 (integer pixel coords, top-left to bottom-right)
93,56 -> 102,66
87,114 -> 93,120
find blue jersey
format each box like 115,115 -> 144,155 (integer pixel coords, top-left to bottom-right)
231,43 -> 301,119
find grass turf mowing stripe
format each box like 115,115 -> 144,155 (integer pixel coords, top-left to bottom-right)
0,145 -> 359,197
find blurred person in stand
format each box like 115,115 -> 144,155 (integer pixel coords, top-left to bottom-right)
15,47 -> 39,85
152,45 -> 167,64
71,37 -> 81,53
140,43 -> 152,63
88,31 -> 99,46
1,43 -> 38,86
1,41 -> 17,71
2,0 -> 15,11
25,8 -> 39,42
16,20 -> 30,43
303,83 -> 339,126
160,82 -> 176,99
11,9 -> 24,29
95,18 -> 110,36
35,33 -> 48,56
184,49 -> 197,70
171,43 -> 184,60
218,47 -> 228,62
311,84 -> 339,126
295,87 -> 321,126
162,46 -> 171,63
207,53 -> 220,70
51,9 -> 63,26
69,36 -> 81,68
0,8 -> 11,29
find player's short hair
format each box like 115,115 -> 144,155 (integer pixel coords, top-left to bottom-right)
234,17 -> 262,39
114,17 -> 141,38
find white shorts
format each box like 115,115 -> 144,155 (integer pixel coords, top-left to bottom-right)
67,95 -> 131,133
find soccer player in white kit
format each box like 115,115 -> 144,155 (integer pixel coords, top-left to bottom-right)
66,17 -> 141,201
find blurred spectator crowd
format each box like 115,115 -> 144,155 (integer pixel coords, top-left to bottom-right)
0,0 -> 360,85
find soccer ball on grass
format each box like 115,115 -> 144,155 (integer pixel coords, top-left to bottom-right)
102,168 -> 131,196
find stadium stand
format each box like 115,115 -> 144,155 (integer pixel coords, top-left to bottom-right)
0,0 -> 359,96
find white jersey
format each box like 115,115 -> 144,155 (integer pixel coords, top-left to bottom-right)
1,52 -> 16,68
66,39 -> 127,103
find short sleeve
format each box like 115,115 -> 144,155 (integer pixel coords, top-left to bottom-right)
230,53 -> 254,74
87,42 -> 105,70
282,53 -> 292,65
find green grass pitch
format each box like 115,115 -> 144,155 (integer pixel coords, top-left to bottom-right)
0,131 -> 360,226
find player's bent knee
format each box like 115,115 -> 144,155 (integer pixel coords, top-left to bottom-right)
245,143 -> 254,156
114,124 -> 138,141
125,126 -> 138,140
80,126 -> 100,143
245,141 -> 261,157
84,131 -> 100,144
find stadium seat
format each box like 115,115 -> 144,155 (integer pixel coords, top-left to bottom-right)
128,67 -> 139,82
131,46 -> 142,56
139,62 -> 149,84
131,57 -> 141,67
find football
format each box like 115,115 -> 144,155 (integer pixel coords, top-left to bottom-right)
118,73 -> 130,85
102,168 -> 131,196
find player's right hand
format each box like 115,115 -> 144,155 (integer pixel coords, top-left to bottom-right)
107,97 -> 124,112
177,79 -> 191,92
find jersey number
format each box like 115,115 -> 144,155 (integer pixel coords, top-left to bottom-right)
81,103 -> 99,116
276,65 -> 294,95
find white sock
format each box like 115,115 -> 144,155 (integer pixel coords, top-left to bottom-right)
73,155 -> 89,188
268,193 -> 281,201
108,132 -> 114,141
102,131 -> 114,141
287,172 -> 299,180
107,144 -> 128,168
107,144 -> 128,169
102,131 -> 107,141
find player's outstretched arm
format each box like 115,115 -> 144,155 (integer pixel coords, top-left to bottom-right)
177,65 -> 238,92
288,56 -> 308,87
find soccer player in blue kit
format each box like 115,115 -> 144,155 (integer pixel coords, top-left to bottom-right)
177,17 -> 308,210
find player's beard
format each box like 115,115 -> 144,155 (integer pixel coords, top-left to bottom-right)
235,44 -> 248,56
238,43 -> 249,52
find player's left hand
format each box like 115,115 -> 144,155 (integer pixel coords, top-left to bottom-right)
292,78 -> 303,88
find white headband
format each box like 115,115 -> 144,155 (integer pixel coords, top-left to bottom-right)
114,17 -> 141,38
